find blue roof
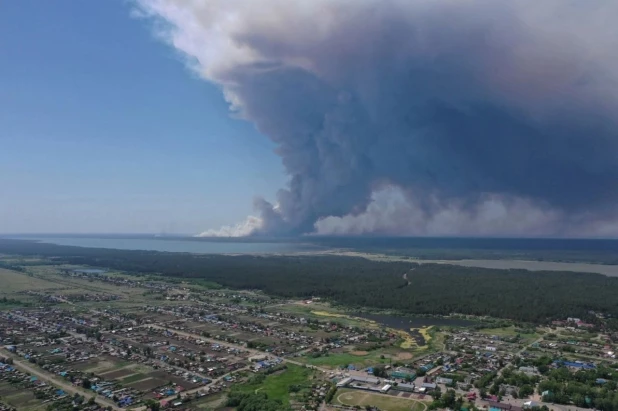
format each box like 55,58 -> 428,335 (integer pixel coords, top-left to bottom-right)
554,360 -> 596,369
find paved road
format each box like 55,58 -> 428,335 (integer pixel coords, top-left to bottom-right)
2,349 -> 121,411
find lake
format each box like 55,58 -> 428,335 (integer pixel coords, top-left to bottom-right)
6,235 -> 618,275
16,237 -> 320,254
353,312 -> 476,345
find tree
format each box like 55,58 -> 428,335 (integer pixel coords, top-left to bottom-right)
144,399 -> 161,410
572,394 -> 586,408
372,365 -> 388,378
442,389 -> 457,408
82,378 -> 92,389
519,385 -> 534,398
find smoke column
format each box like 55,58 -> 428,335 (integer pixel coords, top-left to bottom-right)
135,0 -> 618,237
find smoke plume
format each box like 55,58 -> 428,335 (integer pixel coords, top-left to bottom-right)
137,0 -> 618,237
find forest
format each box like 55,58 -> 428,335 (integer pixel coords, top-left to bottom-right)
1,239 -> 618,324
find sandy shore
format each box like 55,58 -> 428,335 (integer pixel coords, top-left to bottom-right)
304,250 -> 618,276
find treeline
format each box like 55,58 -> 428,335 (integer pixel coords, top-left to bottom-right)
0,296 -> 32,307
2,239 -> 618,324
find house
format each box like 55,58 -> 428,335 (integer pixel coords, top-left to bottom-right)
518,366 -> 536,375
397,383 -> 415,392
390,370 -> 416,380
436,377 -> 453,385
337,377 -> 353,387
488,401 -> 522,411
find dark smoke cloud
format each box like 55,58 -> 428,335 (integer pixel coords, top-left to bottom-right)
137,0 -> 618,237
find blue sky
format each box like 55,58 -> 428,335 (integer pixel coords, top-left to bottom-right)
0,0 -> 286,234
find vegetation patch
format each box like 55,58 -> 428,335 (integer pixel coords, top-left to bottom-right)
121,373 -> 147,384
233,364 -> 313,404
302,352 -> 390,369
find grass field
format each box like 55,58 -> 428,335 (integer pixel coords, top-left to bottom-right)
479,326 -> 540,343
122,373 -> 147,384
235,364 -> 314,404
270,303 -> 379,329
0,268 -> 60,294
0,381 -> 46,411
301,351 -> 389,369
193,392 -> 227,409
335,388 -> 428,411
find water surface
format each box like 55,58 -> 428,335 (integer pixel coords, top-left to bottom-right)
19,237 -> 318,254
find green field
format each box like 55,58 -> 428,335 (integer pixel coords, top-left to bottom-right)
478,326 -> 540,343
0,381 -> 46,411
0,268 -> 60,294
335,388 -> 428,411
268,303 -> 377,328
122,373 -> 147,384
235,365 -> 314,404
192,392 -> 227,409
301,351 -> 389,369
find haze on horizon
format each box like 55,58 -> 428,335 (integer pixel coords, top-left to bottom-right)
3,1 -> 618,239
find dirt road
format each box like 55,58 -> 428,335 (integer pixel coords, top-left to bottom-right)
145,324 -> 331,373
2,349 -> 121,410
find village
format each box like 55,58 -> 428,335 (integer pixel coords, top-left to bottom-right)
1,260 -> 617,411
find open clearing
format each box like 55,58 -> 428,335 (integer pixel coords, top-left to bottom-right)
302,352 -> 389,369
478,326 -> 541,343
235,364 -> 313,404
0,268 -> 60,294
0,381 -> 45,410
336,388 -> 428,411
